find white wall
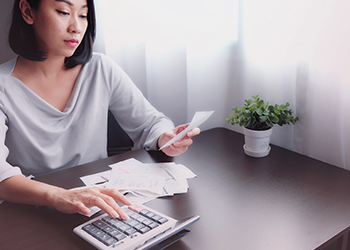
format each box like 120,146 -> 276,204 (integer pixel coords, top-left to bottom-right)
0,0 -> 16,64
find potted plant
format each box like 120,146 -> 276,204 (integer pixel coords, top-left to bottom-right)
226,95 -> 299,157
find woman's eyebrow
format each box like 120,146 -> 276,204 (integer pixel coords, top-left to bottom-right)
55,0 -> 73,5
55,0 -> 88,8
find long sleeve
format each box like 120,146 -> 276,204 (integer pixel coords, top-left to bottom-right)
0,53 -> 174,179
101,55 -> 174,150
0,77 -> 22,182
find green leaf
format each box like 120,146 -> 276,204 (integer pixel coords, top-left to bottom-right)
256,108 -> 263,116
263,101 -> 269,110
226,95 -> 298,129
260,116 -> 267,122
266,120 -> 273,127
271,114 -> 279,123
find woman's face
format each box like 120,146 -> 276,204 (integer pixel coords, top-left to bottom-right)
30,0 -> 89,59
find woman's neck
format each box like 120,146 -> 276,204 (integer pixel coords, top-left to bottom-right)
16,56 -> 68,78
12,56 -> 82,112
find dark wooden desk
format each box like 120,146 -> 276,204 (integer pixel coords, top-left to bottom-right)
1,128 -> 350,250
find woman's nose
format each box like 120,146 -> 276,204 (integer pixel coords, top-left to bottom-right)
68,16 -> 82,34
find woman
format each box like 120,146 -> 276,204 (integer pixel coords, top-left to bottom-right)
0,0 -> 200,220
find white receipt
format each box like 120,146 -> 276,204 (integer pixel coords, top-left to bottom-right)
159,111 -> 214,150
106,174 -> 165,195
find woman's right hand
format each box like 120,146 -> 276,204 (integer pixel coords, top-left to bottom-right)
51,186 -> 133,220
0,175 -> 133,220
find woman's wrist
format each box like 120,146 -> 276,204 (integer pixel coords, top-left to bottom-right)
39,182 -> 66,209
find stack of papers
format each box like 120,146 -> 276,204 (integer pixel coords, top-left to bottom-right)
80,158 -> 196,205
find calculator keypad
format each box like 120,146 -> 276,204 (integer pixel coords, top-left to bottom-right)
82,205 -> 169,247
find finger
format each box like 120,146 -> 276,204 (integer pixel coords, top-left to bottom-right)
164,130 -> 176,140
187,127 -> 200,137
96,188 -> 132,219
173,123 -> 190,134
76,202 -> 91,216
88,194 -> 129,220
170,144 -> 187,153
101,193 -> 131,220
169,146 -> 188,156
174,138 -> 193,147
101,188 -> 132,206
170,141 -> 190,153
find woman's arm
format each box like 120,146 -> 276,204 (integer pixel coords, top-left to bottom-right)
0,175 -> 132,220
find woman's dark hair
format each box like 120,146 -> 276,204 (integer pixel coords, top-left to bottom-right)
8,0 -> 96,69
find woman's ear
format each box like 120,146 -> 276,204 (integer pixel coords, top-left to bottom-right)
19,0 -> 35,25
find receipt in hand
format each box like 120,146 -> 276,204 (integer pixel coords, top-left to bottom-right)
159,110 -> 214,150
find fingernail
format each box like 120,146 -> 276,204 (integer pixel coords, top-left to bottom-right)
122,212 -> 130,220
111,211 -> 119,218
187,131 -> 193,137
126,198 -> 133,205
174,141 -> 180,147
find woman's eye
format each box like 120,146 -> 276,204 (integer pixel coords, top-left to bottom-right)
57,10 -> 69,15
80,14 -> 88,19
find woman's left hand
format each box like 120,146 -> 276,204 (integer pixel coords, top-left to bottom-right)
158,124 -> 200,157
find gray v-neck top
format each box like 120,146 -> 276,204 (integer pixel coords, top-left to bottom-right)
0,53 -> 174,180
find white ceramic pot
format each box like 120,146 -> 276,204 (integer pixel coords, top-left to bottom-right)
243,127 -> 273,157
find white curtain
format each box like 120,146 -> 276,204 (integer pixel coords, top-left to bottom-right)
95,0 -> 350,170
239,0 -> 350,169
95,0 -> 239,129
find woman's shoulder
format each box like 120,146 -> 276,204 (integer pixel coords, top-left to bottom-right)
89,52 -> 113,65
0,58 -> 17,75
87,53 -> 122,70
0,58 -> 17,91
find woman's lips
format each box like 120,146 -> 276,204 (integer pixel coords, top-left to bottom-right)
65,39 -> 79,47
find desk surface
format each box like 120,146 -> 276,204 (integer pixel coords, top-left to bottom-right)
1,128 -> 350,250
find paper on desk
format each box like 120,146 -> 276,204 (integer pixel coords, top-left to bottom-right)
159,110 -> 215,150
106,174 -> 165,195
109,160 -> 194,196
164,178 -> 189,195
161,163 -> 196,180
80,170 -> 112,186
110,158 -> 150,175
110,160 -> 179,180
124,191 -> 157,205
109,158 -> 144,174
76,158 -> 197,215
